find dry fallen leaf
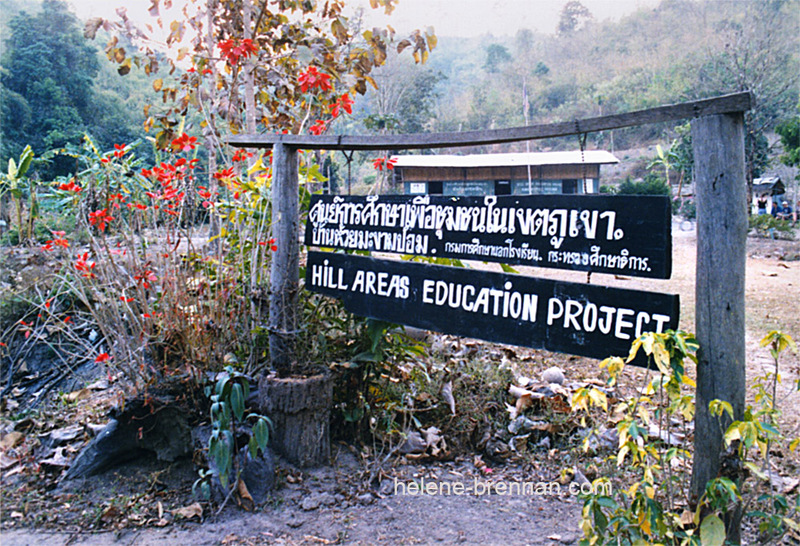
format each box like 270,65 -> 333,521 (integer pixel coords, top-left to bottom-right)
237,478 -> 254,512
441,380 -> 456,416
0,431 -> 25,450
65,388 -> 92,403
100,505 -> 121,524
172,502 -> 203,520
679,509 -> 695,528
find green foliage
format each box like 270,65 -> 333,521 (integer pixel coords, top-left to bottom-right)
615,175 -> 670,196
573,330 -> 800,545
749,214 -> 795,238
0,0 -> 143,176
776,115 -> 800,170
194,367 -> 271,499
483,44 -> 512,74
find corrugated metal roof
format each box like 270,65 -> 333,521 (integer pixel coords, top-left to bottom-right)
391,151 -> 619,168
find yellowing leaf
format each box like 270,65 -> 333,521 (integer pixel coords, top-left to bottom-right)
153,78 -> 164,92
699,514 -> 725,546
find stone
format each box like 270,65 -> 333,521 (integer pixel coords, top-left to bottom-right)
541,367 -> 565,385
239,446 -> 275,505
300,491 -> 335,511
39,425 -> 83,448
399,431 -> 427,454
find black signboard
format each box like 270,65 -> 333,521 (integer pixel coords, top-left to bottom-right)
305,194 -> 672,279
306,251 -> 679,364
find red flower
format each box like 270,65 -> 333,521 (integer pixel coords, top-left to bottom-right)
232,149 -> 252,162
309,119 -> 327,135
257,237 -> 278,251
372,157 -> 397,171
120,296 -> 134,303
213,167 -> 235,181
171,133 -> 197,152
74,252 -> 96,278
298,66 -> 332,93
88,208 -> 114,232
58,181 -> 82,193
218,38 -> 258,65
53,237 -> 69,249
134,269 -> 157,290
113,144 -> 127,158
95,353 -> 111,363
330,93 -> 354,117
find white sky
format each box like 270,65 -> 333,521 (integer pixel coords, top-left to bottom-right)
66,0 -> 661,37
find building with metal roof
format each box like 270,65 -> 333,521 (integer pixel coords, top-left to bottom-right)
392,151 -> 619,196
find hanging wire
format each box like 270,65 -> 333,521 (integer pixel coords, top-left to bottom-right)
575,120 -> 589,194
341,150 -> 354,195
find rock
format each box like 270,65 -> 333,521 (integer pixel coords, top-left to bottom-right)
300,491 -> 335,511
508,416 -> 547,435
239,446 -> 275,505
64,396 -> 195,480
39,425 -> 84,448
541,367 -> 565,385
399,431 -> 427,454
357,492 -> 375,505
286,514 -> 305,528
403,327 -> 429,341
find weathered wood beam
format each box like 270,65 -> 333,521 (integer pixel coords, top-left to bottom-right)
228,92 -> 751,151
269,142 -> 300,376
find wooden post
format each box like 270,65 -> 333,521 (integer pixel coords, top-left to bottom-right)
690,112 -> 747,541
262,142 -> 333,466
269,142 -> 300,377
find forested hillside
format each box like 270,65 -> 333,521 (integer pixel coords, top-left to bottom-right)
355,0 -> 799,176
0,0 -> 149,176
1,0 -> 798,181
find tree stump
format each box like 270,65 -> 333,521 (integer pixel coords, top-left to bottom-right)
257,373 -> 332,467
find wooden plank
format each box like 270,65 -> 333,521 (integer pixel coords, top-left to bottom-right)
306,252 -> 679,363
269,142 -> 301,376
305,194 -> 672,279
228,92 -> 752,151
689,113 -> 747,539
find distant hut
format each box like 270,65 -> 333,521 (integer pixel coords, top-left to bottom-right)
391,151 -> 619,196
752,176 -> 785,215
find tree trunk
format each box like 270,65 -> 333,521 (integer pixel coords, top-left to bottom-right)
690,112 -> 747,543
257,373 -> 332,467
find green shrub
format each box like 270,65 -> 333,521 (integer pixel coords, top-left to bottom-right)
616,174 -> 670,196
749,214 -> 794,238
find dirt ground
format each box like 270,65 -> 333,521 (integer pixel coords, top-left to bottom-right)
2,223 -> 799,546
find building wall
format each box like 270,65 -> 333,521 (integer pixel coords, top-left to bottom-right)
399,165 -> 601,196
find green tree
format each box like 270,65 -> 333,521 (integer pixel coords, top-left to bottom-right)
776,114 -> 800,169
483,43 -> 511,74
0,0 -> 143,175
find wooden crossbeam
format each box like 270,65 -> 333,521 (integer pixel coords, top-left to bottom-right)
228,92 -> 751,151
